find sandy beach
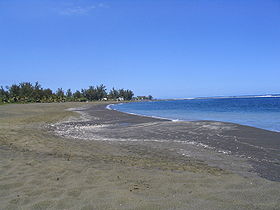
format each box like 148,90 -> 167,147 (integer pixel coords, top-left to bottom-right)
0,102 -> 280,210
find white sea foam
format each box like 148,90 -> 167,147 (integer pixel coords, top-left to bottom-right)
106,104 -> 114,110
252,95 -> 280,98
172,119 -> 182,122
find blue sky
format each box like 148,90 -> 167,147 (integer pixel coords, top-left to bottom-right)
0,0 -> 279,98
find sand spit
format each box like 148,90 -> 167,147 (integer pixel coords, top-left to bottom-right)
0,102 -> 280,210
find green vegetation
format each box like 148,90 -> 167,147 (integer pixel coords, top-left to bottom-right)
135,95 -> 153,100
0,82 -> 137,103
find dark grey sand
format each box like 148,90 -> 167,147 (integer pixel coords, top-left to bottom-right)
53,103 -> 280,182
1,102 -> 280,209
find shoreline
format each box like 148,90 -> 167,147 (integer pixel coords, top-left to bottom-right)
53,103 -> 280,182
107,102 -> 280,133
108,100 -> 280,133
106,103 -> 179,122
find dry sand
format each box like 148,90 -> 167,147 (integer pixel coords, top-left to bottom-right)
0,102 -> 279,210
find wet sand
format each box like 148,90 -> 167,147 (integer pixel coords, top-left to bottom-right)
1,102 -> 280,209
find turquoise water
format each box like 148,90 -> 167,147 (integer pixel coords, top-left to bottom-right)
110,97 -> 280,132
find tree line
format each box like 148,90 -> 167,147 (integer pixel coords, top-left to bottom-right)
0,82 -> 136,103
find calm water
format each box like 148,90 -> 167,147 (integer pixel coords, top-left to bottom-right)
110,97 -> 280,132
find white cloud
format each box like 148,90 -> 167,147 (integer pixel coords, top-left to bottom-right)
58,3 -> 106,16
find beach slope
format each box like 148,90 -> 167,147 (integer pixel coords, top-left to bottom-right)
0,102 -> 279,209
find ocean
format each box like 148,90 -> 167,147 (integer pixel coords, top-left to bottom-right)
110,97 -> 280,132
